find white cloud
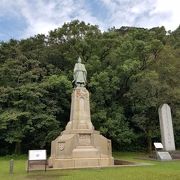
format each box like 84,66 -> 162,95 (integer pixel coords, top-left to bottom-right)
0,0 -> 179,40
151,0 -> 180,30
100,0 -> 179,30
0,0 -> 102,39
0,0 -> 19,17
19,0 -> 104,38
99,0 -> 154,28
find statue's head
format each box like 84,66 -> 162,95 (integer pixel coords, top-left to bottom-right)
78,57 -> 82,63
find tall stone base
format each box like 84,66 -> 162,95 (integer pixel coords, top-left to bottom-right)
48,87 -> 114,168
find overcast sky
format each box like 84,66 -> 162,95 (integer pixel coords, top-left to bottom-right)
0,0 -> 179,41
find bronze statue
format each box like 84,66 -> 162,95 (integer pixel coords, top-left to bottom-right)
73,57 -> 87,87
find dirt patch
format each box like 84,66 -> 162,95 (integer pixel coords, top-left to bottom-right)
114,159 -> 137,165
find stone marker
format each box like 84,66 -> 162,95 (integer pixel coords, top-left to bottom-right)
158,104 -> 175,151
9,159 -> 14,174
157,152 -> 172,161
48,57 -> 114,169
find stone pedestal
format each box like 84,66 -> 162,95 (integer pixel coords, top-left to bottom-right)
48,87 -> 114,168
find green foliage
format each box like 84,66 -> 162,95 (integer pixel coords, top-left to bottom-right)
0,20 -> 179,154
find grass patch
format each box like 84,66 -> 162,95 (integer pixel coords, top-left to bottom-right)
0,152 -> 180,180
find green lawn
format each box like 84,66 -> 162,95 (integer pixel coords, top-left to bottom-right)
0,152 -> 180,180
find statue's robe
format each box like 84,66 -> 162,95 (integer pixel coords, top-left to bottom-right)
73,63 -> 87,85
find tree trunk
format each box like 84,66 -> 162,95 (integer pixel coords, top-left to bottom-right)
15,142 -> 21,154
147,130 -> 152,154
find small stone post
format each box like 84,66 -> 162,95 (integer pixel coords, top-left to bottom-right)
9,159 -> 14,174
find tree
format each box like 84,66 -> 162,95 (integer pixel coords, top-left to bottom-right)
0,21 -> 179,154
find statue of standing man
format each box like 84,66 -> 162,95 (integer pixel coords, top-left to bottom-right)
73,57 -> 87,87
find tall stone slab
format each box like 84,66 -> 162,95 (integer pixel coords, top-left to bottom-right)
48,58 -> 114,168
158,104 -> 176,151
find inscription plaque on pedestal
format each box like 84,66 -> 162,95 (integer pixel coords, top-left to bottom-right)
79,134 -> 91,145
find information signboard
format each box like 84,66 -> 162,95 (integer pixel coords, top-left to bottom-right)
154,142 -> 163,149
29,150 -> 46,160
27,150 -> 47,172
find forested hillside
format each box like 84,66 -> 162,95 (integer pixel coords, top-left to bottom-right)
0,20 -> 179,155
